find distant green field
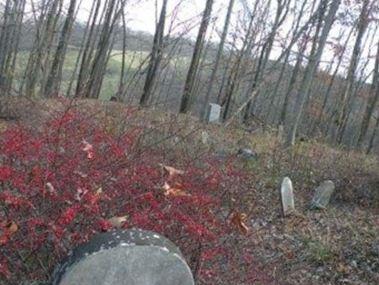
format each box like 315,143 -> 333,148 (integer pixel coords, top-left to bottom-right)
13,49 -> 203,100
13,49 -> 151,100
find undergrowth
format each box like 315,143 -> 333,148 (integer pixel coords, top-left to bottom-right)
0,101 -> 273,285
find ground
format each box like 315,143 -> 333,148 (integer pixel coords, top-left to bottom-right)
0,98 -> 378,284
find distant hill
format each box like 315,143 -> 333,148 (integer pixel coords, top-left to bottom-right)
19,20 -> 219,58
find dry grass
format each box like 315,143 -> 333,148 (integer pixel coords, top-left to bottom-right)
1,97 -> 378,284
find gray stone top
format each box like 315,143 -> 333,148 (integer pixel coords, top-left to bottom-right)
51,229 -> 194,285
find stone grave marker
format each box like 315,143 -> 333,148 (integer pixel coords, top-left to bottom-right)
281,177 -> 295,216
201,131 -> 209,144
311,180 -> 335,209
52,229 -> 194,285
207,103 -> 221,123
277,125 -> 284,143
237,148 -> 258,160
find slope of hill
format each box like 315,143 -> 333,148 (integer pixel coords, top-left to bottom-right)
0,98 -> 378,284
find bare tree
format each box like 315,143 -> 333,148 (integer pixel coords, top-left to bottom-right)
357,41 -> 379,147
287,0 -> 341,146
139,0 -> 168,107
335,0 -> 371,143
201,0 -> 235,120
0,0 -> 26,94
179,0 -> 214,114
243,0 -> 291,123
44,0 -> 78,97
22,0 -> 64,97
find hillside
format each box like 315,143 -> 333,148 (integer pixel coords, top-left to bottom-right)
1,1 -> 379,283
0,98 -> 378,284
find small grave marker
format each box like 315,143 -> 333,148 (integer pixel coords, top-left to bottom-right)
277,125 -> 284,142
237,148 -> 258,160
201,131 -> 209,144
281,177 -> 295,216
311,180 -> 335,209
207,103 -> 221,123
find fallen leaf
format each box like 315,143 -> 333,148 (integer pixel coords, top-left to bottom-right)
0,222 -> 18,246
162,182 -> 190,197
6,222 -> 18,234
160,164 -> 184,180
95,187 -> 103,196
108,216 -> 128,228
75,188 -> 88,201
82,140 -> 94,159
73,170 -> 88,178
46,182 -> 56,194
0,235 -> 8,246
337,262 -> 350,274
230,212 -> 249,235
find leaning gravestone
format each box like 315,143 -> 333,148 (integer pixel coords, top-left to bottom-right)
310,180 -> 335,209
281,177 -> 295,216
207,103 -> 221,123
52,229 -> 194,285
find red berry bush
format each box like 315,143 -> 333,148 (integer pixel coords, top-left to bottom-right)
0,103 -> 274,284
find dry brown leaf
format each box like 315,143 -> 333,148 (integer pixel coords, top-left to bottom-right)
73,170 -> 88,178
7,221 -> 18,234
230,212 -> 249,235
162,182 -> 190,197
46,182 -> 56,194
82,139 -> 94,159
95,187 -> 103,196
336,262 -> 350,274
160,164 -> 185,179
108,216 -> 128,228
278,244 -> 295,260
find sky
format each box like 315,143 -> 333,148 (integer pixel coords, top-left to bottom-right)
76,0 -> 224,35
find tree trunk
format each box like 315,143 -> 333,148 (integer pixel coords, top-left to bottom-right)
287,0 -> 341,146
335,0 -> 370,143
66,0 -> 98,97
278,49 -> 304,126
243,0 -> 291,123
44,0 -> 77,97
75,0 -> 102,97
22,0 -> 63,97
140,0 -> 168,107
201,0 -> 235,120
84,0 -> 126,99
366,116 -> 379,154
357,41 -> 379,147
0,0 -> 26,94
179,0 -> 214,114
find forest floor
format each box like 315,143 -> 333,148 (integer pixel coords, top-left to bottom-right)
0,97 -> 378,284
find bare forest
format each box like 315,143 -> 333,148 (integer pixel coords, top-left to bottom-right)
0,0 -> 379,284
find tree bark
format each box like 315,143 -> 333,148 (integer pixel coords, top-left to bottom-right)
335,0 -> 370,143
357,41 -> 379,147
201,0 -> 235,120
179,0 -> 214,114
44,0 -> 77,97
287,0 -> 341,146
140,0 -> 168,107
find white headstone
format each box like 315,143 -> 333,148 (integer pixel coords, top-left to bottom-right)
277,125 -> 284,143
311,180 -> 335,209
281,177 -> 295,216
201,131 -> 209,144
207,103 -> 221,123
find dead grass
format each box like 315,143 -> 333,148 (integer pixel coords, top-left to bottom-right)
1,97 -> 378,284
